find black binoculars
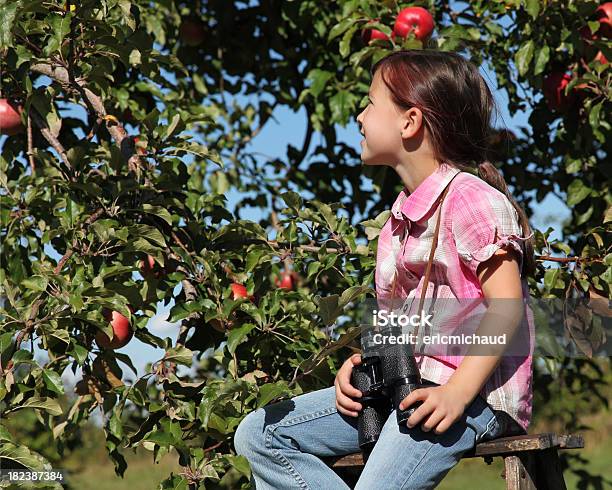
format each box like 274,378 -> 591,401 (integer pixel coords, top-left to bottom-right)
350,326 -> 425,457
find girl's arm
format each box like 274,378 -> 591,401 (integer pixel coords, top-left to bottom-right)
444,247 -> 525,403
398,247 -> 524,435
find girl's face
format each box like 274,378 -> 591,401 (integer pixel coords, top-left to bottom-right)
356,70 -> 405,166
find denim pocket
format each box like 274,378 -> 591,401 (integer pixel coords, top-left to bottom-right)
477,414 -> 504,443
464,395 -> 499,443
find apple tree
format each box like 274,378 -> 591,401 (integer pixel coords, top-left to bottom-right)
0,1 -> 609,488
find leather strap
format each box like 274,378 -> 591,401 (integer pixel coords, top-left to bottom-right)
389,171 -> 461,343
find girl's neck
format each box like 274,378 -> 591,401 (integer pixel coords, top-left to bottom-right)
393,157 -> 441,194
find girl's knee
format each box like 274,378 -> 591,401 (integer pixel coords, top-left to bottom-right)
234,409 -> 266,456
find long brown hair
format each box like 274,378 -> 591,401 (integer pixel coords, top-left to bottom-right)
371,49 -> 536,277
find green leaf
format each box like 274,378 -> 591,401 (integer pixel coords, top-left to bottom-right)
360,210 -> 390,240
330,90 -> 351,123
515,40 -> 535,77
317,294 -> 340,326
227,323 -> 256,355
566,179 -> 592,206
108,410 -> 124,439
339,285 -> 374,309
589,100 -> 602,132
144,430 -> 175,447
307,69 -> 334,98
13,397 -> 63,416
0,332 -> 14,356
257,381 -> 289,408
42,370 -> 65,395
166,113 -> 181,138
128,224 -> 167,247
0,425 -> 13,443
246,249 -> 266,272
534,45 -> 550,76
21,275 -> 49,293
524,0 -> 540,19
129,48 -> 141,66
544,268 -> 560,290
164,346 -> 193,366
328,17 -> 354,41
48,13 -> 72,53
339,25 -> 358,58
224,454 -> 251,478
160,475 -> 189,490
0,1 -> 19,48
281,191 -> 303,211
142,204 -> 173,226
69,343 -> 88,364
0,442 -> 55,474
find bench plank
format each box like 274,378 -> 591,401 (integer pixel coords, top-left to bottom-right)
325,433 -> 584,468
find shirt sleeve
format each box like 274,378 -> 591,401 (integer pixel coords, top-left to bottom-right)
450,188 -> 530,278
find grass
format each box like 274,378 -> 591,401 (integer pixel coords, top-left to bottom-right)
438,410 -> 612,490
67,449 -> 182,490
42,400 -> 612,489
64,432 -> 612,490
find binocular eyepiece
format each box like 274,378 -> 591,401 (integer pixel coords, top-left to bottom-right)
350,327 -> 424,457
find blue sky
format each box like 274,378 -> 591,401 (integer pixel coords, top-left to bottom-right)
1,19 -> 571,384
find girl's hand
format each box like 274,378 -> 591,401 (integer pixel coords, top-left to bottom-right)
334,353 -> 363,417
399,384 -> 471,435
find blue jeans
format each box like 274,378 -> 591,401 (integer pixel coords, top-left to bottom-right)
234,381 -> 509,489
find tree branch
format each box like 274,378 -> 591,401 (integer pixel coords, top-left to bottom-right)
30,62 -> 141,171
53,207 -> 106,274
26,111 -> 35,172
29,108 -> 74,181
536,255 -> 603,264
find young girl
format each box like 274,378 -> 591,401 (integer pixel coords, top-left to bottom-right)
234,49 -> 535,489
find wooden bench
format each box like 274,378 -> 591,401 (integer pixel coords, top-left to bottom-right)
324,433 -> 584,489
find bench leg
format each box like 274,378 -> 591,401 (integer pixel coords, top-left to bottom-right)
534,448 -> 567,490
503,453 -> 537,490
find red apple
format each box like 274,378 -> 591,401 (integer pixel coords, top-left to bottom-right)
139,254 -> 162,278
96,307 -> 134,350
543,71 -> 574,111
361,20 -> 390,44
231,283 -> 254,302
133,136 -> 146,155
595,50 -> 609,64
0,99 -> 24,135
392,6 -> 435,41
179,18 -> 206,46
596,2 -> 612,38
274,272 -> 294,290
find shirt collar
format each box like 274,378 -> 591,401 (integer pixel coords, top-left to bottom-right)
391,164 -> 461,223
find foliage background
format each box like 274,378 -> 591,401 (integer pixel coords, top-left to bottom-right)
0,0 -> 610,488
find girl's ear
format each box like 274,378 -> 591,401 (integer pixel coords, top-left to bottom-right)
400,107 -> 423,139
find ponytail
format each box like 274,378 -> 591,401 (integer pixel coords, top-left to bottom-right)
477,160 -> 536,277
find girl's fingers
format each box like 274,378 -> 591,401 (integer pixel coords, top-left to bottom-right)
338,365 -> 362,398
433,418 -> 451,435
336,404 -> 358,417
335,384 -> 363,413
406,400 -> 434,428
420,410 -> 445,433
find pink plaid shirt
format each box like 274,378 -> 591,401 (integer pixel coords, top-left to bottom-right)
375,163 -> 534,431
